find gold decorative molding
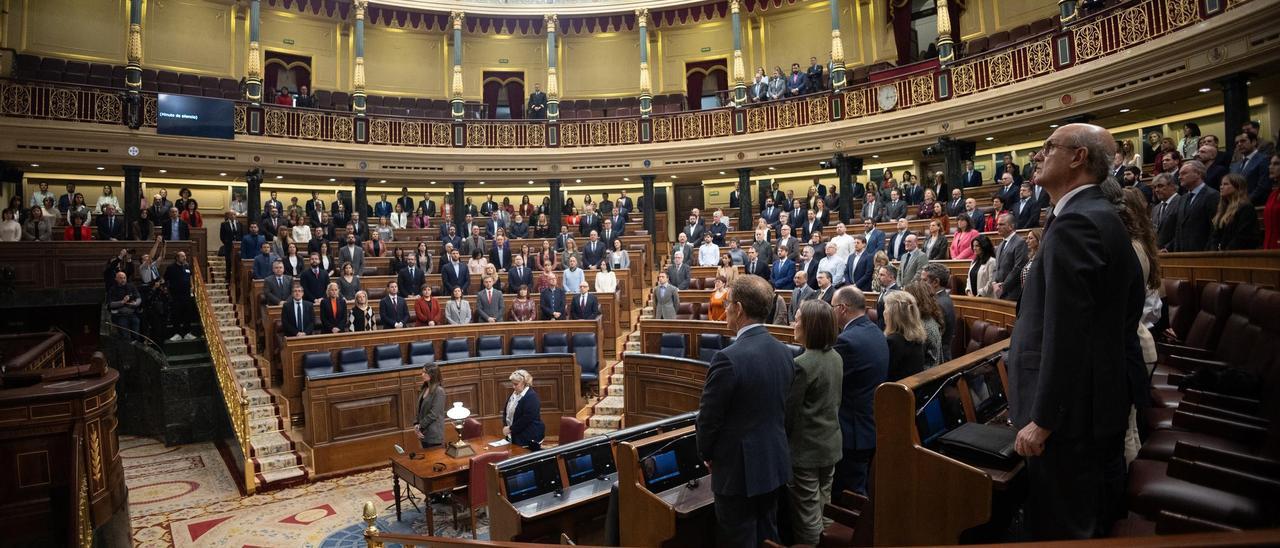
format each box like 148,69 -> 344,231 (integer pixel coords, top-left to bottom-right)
831,29 -> 845,64
731,0 -> 740,14
353,57 -> 366,89
452,11 -> 466,30
639,61 -> 652,95
451,64 -> 464,98
353,0 -> 368,18
128,23 -> 143,65
636,8 -> 648,27
732,49 -> 746,85
547,66 -> 560,100
247,41 -> 262,79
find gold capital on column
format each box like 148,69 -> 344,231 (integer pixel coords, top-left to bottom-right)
831,29 -> 845,64
635,8 -> 648,27
544,13 -> 558,32
353,0 -> 367,18
451,11 -> 465,30
731,0 -> 740,14
128,23 -> 142,65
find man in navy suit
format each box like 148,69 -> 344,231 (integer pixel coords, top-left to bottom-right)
485,212 -> 505,239
540,275 -> 566,320
697,275 -> 794,547
785,63 -> 808,97
759,199 -> 780,226
581,231 -> 606,269
961,160 -> 983,188
1009,124 -> 1144,539
395,188 -> 415,213
1013,183 -> 1042,229
508,255 -> 533,292
442,249 -> 470,295
489,235 -> 512,271
397,254 -> 426,297
861,218 -> 885,257
97,205 -> 127,240
373,193 -> 393,218
844,235 -> 873,291
770,247 -> 796,290
379,281 -> 410,329
1231,131 -> 1273,205
281,284 -> 314,337
831,286 -> 888,495
569,282 -> 600,320
299,253 -> 329,301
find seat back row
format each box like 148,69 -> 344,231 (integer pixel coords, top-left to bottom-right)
301,332 -> 599,380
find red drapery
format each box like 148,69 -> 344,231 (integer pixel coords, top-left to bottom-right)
684,59 -> 727,110
506,79 -> 525,119
482,71 -> 525,119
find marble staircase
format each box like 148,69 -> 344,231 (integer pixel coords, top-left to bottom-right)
204,256 -> 307,491
584,303 -> 652,437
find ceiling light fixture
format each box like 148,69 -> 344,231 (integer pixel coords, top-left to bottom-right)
670,175 -> 677,179
1198,87 -> 1211,93
220,172 -> 228,177
575,179 -> 581,183
1119,108 -> 1131,113
984,137 -> 994,141
528,181 -> 534,185
276,175 -> 283,179
479,181 -> 485,185
30,163 -> 39,167
328,178 -> 336,182
379,179 -> 387,183
768,166 -> 776,170
1049,124 -> 1059,128
719,171 -> 725,175
623,177 -> 630,181
871,155 -> 879,159
430,181 -> 437,185
96,166 -> 105,171
159,169 -> 167,174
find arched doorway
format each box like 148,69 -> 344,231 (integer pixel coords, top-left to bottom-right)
264,51 -> 312,102
685,59 -> 728,110
482,71 -> 525,120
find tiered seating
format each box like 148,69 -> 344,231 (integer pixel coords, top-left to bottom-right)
12,53 -> 243,98
1121,282 -> 1280,532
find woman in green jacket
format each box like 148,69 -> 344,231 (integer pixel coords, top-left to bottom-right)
785,300 -> 844,546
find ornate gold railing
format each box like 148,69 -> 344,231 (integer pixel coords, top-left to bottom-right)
192,257 -> 256,494
0,0 -> 1253,149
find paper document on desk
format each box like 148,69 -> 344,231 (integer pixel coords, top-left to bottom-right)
489,439 -> 510,447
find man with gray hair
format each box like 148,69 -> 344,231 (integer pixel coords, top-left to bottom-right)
1010,123 -> 1144,539
991,213 -> 1027,302
1168,159 -> 1220,252
830,285 -> 888,495
817,242 -> 846,287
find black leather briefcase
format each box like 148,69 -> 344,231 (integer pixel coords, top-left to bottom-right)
936,422 -> 1019,470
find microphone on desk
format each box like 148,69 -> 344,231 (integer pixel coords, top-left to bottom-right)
686,477 -> 700,489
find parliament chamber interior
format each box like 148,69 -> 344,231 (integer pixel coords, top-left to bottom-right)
1,0 -> 1279,546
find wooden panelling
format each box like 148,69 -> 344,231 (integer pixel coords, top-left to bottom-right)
1159,250 -> 1280,290
623,354 -> 708,427
636,319 -> 795,358
280,320 -> 601,421
0,241 -> 196,291
302,354 -> 579,477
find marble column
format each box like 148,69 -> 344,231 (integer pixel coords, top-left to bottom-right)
546,15 -> 561,122
637,9 -> 653,117
246,0 -> 263,104
450,12 -> 466,120
548,180 -> 563,236
730,1 -> 747,106
352,0 -> 368,115
123,166 -> 141,238
936,0 -> 955,64
642,175 -> 656,242
451,181 -> 467,230
829,0 -> 847,90
736,168 -> 753,230
1220,73 -> 1251,143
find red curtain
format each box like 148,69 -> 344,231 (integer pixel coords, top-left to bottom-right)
685,59 -> 726,110
891,1 -> 913,65
482,80 -> 501,119
505,80 -> 525,119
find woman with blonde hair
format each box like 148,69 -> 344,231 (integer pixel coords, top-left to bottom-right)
870,251 -> 890,292
903,282 -> 943,369
1208,173 -> 1259,250
882,290 -> 926,380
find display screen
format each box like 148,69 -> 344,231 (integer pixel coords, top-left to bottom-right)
916,398 -> 949,446
504,469 -> 538,499
565,454 -> 595,483
643,450 -> 681,487
157,94 -> 234,140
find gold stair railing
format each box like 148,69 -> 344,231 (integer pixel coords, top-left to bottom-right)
192,257 -> 256,494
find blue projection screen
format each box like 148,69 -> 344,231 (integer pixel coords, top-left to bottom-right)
157,94 -> 234,140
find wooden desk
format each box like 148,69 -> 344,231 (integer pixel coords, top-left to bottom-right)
390,435 -> 524,534
622,353 -> 708,427
615,426 -> 714,547
636,319 -> 795,358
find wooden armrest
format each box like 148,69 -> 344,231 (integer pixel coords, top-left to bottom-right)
1183,389 -> 1262,415
1165,354 -> 1229,373
1172,442 -> 1280,479
836,489 -> 869,512
1156,342 -> 1214,362
1154,510 -> 1244,535
822,503 -> 861,528
1177,400 -> 1267,427
1167,456 -> 1280,501
1170,411 -> 1267,443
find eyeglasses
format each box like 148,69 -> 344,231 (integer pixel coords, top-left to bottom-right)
1040,140 -> 1080,156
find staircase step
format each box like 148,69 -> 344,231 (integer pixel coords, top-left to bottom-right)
593,395 -> 624,415
248,404 -> 277,420
610,373 -> 625,384
588,414 -> 622,429
253,452 -> 301,473
585,427 -> 617,437
245,389 -> 275,406
256,465 -> 307,487
239,377 -> 263,391
607,384 -> 625,396
249,415 -> 283,434
250,431 -> 295,457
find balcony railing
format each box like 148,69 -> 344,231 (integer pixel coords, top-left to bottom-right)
0,0 -> 1250,150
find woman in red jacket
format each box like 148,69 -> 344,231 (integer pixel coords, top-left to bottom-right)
64,213 -> 92,240
180,199 -> 203,228
414,285 -> 444,327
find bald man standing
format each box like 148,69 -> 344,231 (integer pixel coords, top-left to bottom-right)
1009,124 -> 1144,539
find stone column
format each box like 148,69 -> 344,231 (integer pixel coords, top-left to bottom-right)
450,12 -> 466,120
548,180 -> 563,236
637,9 -> 653,117
1220,73 -> 1251,143
545,15 -> 560,122
451,181 -> 467,230
245,168 -> 263,221
123,166 -> 141,238
126,0 -> 143,92
354,178 -> 368,220
352,0 -> 368,116
736,168 -> 753,230
246,0 -> 263,104
834,155 -> 862,224
829,0 -> 847,90
730,1 -> 747,106
642,175 -> 657,243
1058,0 -> 1079,25
936,0 -> 955,64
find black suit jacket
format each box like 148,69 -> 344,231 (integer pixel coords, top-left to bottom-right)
320,296 -> 348,332
281,299 -> 314,336
961,171 -> 983,188
1013,199 -> 1042,229
1169,185 -> 1220,252
569,292 -> 600,320
1008,185 -> 1144,444
501,389 -> 545,449
507,266 -> 534,293
397,266 -> 425,297
744,259 -> 770,279
97,215 -> 126,240
379,295 -> 410,328
300,267 -> 329,301
696,325 -> 794,497
160,218 -> 190,241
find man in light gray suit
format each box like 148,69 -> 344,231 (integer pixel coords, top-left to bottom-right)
653,272 -> 680,319
991,213 -> 1029,302
898,235 -> 929,291
476,275 -> 504,322
666,252 -> 692,290
263,261 -> 293,306
789,271 -> 817,322
338,233 -> 365,274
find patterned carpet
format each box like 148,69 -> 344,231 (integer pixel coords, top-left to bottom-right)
123,436 -> 489,547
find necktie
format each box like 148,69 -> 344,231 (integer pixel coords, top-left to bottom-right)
277,276 -> 283,287
1158,202 -> 1167,224
409,267 -> 415,279
295,302 -> 302,328
581,295 -> 586,309
109,217 -> 114,231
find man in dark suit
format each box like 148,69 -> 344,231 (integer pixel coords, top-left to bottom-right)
873,266 -> 899,330
348,212 -> 369,242
615,190 -> 633,216
569,282 -> 600,320
997,172 -> 1020,211
373,193 -> 393,218
884,190 -> 907,220
886,219 -> 912,261
508,255 -> 533,292
831,285 -> 889,494
759,199 -> 780,226
379,281 -> 410,329
666,253 -> 692,290
540,276 -> 566,320
395,188 -> 415,214
300,253 -> 329,302
264,192 -> 283,221
243,224 -> 267,264
1230,131 -> 1273,205
797,246 -> 820,290
281,284 -> 314,337
861,219 -> 885,257
527,83 -> 548,119
994,154 -> 1020,185
992,213 -> 1028,302
555,225 -> 574,252
161,208 -> 190,241
1008,124 -> 1144,540
581,231 -> 606,269
743,247 -> 770,280
601,218 -> 623,246
945,188 -> 967,217
442,249 -> 470,295
844,235 -> 873,291
728,184 -> 741,209
96,205 -> 126,240
306,192 -> 327,226
261,259 -> 292,306
1168,160 -> 1220,252
419,193 -> 437,218
397,254 -> 426,297
960,160 -> 983,188
681,213 -> 706,244
485,212 -> 505,240
1150,175 -> 1181,250
697,275 -> 793,547
770,247 -> 796,290
1013,183 -> 1042,229
785,63 -> 808,97
259,206 -> 283,242
860,192 -> 884,223
805,56 -> 824,93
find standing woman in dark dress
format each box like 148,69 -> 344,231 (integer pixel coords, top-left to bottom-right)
415,365 -> 446,449
501,369 -> 545,451
881,290 -> 926,381
1207,174 -> 1259,250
